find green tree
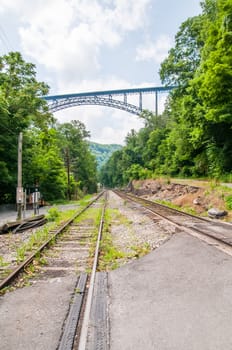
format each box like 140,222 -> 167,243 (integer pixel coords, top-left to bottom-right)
23,128 -> 67,201
197,0 -> 232,123
100,150 -> 124,187
184,0 -> 232,176
160,15 -> 204,88
57,120 -> 97,196
0,52 -> 53,203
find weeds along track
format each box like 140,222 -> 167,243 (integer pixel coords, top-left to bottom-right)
114,190 -> 232,250
0,192 -> 105,292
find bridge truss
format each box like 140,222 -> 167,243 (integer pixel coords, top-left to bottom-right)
42,86 -> 175,116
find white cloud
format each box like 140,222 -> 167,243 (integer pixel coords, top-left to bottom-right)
0,0 -> 25,13
113,0 -> 151,31
13,0 -> 152,87
56,75 -> 133,94
136,35 -> 172,63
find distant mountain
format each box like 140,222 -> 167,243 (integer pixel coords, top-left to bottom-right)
89,142 -> 122,169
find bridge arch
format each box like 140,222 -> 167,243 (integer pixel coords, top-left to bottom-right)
42,86 -> 175,116
47,95 -> 141,115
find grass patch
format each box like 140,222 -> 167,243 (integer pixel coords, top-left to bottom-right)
0,268 -> 12,278
16,226 -> 51,263
48,193 -> 94,206
155,199 -> 201,216
98,208 -> 154,270
109,208 -> 132,225
0,256 -> 9,267
203,185 -> 232,218
225,195 -> 232,210
0,286 -> 12,295
48,199 -> 80,205
99,207 -> 154,269
74,207 -> 101,226
78,194 -> 94,206
46,207 -> 60,222
130,242 -> 151,258
15,207 -> 79,263
98,209 -> 126,271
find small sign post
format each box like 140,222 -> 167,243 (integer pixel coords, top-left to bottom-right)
32,189 -> 40,215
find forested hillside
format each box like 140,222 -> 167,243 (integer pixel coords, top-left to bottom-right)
89,142 -> 122,169
0,52 -> 97,204
100,0 -> 232,187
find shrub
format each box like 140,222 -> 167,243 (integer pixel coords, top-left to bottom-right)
46,207 -> 60,221
225,195 -> 232,210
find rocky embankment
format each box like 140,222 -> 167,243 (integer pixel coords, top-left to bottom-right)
127,179 -> 232,220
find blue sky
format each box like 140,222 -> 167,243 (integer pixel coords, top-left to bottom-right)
0,0 -> 201,144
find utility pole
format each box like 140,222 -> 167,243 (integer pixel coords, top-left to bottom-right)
17,132 -> 23,220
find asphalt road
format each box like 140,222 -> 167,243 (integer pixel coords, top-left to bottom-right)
0,203 -> 80,227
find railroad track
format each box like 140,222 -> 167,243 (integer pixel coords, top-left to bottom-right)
0,191 -> 105,292
0,190 -> 109,350
58,191 -> 107,350
1,191 -> 108,348
114,190 -> 232,251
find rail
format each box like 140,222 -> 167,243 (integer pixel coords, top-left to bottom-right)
114,190 -> 232,249
57,191 -> 107,350
0,192 -> 105,291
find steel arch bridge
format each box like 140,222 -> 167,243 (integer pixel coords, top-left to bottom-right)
42,86 -> 175,116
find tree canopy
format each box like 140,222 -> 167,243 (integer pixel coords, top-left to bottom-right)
0,52 -> 98,204
100,0 -> 232,187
